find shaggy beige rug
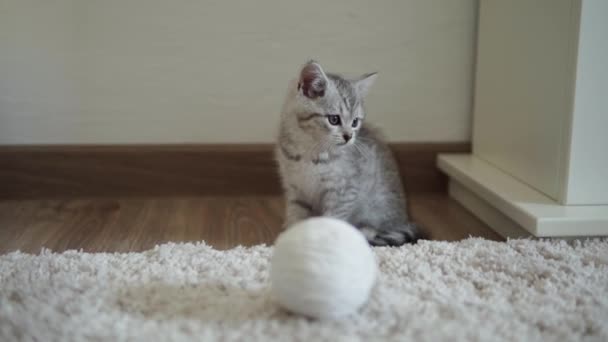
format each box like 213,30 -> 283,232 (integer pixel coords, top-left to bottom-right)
1,238 -> 607,341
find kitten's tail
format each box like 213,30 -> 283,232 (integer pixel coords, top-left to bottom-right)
365,222 -> 421,247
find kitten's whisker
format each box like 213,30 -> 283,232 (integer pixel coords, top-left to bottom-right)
354,142 -> 369,159
309,139 -> 329,158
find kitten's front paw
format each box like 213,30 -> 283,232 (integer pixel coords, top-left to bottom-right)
360,224 -> 420,247
359,227 -> 379,242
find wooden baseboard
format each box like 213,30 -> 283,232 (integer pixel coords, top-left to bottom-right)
0,143 -> 469,198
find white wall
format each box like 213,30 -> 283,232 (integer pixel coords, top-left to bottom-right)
0,0 -> 477,144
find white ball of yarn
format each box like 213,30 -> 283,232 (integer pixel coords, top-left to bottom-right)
270,217 -> 377,319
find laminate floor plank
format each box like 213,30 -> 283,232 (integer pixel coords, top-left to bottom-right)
0,195 -> 502,254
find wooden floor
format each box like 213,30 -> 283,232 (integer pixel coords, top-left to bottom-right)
0,194 -> 502,254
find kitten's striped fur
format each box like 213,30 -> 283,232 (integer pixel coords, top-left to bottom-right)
275,61 -> 419,246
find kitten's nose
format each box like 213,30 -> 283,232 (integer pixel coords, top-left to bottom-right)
343,133 -> 352,142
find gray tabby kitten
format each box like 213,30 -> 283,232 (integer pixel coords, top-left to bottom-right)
275,60 -> 420,246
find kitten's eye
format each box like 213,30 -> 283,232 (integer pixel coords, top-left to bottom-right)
352,118 -> 359,128
327,115 -> 341,126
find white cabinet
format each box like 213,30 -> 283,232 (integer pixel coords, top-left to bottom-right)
563,0 -> 608,205
439,0 -> 608,237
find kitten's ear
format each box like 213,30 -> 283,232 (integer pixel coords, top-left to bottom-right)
298,60 -> 328,99
354,72 -> 378,98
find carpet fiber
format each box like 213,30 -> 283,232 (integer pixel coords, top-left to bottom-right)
1,238 -> 607,341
